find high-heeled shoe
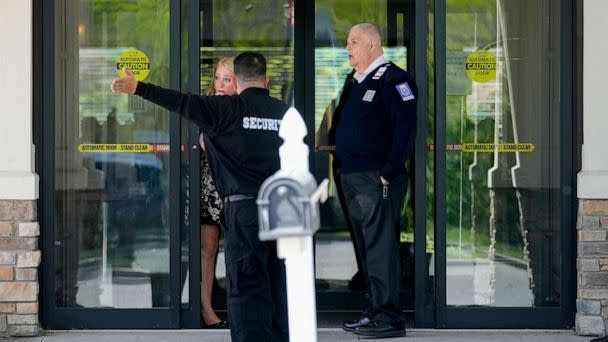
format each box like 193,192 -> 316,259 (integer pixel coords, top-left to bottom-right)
202,319 -> 229,329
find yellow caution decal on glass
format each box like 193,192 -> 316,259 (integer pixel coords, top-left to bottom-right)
466,49 -> 496,83
78,144 -> 152,153
116,49 -> 150,81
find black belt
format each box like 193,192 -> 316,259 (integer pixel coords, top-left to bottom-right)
224,194 -> 256,204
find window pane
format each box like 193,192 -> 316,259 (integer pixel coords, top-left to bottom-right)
445,0 -> 561,307
54,0 -> 171,308
188,0 -> 295,302
313,0 -> 420,309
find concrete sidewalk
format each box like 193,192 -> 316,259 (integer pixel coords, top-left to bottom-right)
5,329 -> 594,341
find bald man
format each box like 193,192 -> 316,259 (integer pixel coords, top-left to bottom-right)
330,23 -> 417,338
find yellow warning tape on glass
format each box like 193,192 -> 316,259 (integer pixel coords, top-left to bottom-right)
461,143 -> 535,152
77,144 -> 152,153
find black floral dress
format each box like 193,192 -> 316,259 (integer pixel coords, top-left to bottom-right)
200,151 -> 223,225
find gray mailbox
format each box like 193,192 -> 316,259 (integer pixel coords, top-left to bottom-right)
256,174 -> 320,241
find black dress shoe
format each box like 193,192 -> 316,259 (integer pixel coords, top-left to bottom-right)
342,315 -> 371,332
353,320 -> 406,338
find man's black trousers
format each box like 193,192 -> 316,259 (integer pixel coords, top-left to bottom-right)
332,160 -> 364,282
341,170 -> 407,326
223,199 -> 289,342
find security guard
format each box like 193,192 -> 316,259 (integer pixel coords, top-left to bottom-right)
111,52 -> 289,342
332,23 -> 417,338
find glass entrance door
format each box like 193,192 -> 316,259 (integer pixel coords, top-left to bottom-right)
179,0 -> 296,327
182,0 -> 431,323
310,0 -> 432,318
434,0 -> 574,327
41,0 -> 574,330
312,0 -> 412,310
43,0 -> 181,328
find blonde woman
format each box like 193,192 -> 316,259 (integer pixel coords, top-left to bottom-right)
199,57 -> 235,329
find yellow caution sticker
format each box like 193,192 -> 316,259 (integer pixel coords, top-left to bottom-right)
466,50 -> 496,83
461,143 -> 535,152
78,144 -> 152,153
116,49 -> 150,81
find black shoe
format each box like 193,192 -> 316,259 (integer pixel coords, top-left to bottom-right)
342,315 -> 371,332
353,320 -> 406,338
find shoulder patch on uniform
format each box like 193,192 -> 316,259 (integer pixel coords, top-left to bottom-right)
395,82 -> 415,101
372,66 -> 388,80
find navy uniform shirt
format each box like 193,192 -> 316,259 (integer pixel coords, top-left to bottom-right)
135,82 -> 289,197
334,62 -> 417,182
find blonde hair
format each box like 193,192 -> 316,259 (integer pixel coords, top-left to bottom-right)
205,57 -> 235,95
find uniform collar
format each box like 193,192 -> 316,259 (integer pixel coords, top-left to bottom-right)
353,55 -> 388,83
240,87 -> 269,96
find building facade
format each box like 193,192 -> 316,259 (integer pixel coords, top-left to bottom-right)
0,0 -> 605,337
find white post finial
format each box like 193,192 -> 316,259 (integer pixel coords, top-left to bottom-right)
279,107 -> 309,173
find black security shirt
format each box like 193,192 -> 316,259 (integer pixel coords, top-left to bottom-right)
135,83 -> 289,197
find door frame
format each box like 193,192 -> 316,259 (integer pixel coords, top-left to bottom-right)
289,0 -> 434,320
149,0 -> 437,328
432,0 -> 576,328
40,0 -> 183,329
413,0 -> 433,328
181,0 -> 202,329
37,0 -> 577,330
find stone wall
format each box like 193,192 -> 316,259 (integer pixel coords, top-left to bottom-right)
577,199 -> 608,336
0,200 -> 39,337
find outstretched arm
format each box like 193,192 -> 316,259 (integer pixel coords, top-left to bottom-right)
111,67 -> 189,115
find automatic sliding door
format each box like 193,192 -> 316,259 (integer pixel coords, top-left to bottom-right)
436,0 -> 573,327
44,0 -> 181,328
312,0 -> 424,312
181,0 -> 295,322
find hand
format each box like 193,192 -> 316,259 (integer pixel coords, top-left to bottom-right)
380,176 -> 389,186
111,68 -> 138,94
